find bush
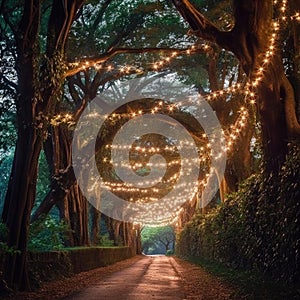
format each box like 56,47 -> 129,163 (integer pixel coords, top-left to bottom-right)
176,144 -> 300,284
0,222 -> 20,256
166,249 -> 174,256
28,215 -> 70,251
100,234 -> 115,247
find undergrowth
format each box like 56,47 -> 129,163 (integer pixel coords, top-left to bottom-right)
176,144 -> 300,287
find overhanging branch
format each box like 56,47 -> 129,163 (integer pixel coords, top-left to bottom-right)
65,46 -> 205,77
171,0 -> 234,51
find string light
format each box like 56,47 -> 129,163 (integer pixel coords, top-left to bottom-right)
224,107 -> 249,153
67,43 -> 213,76
50,113 -> 74,126
290,12 -> 300,22
59,0 -> 299,226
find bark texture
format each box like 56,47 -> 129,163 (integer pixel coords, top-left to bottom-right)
1,0 -> 83,290
172,0 -> 300,173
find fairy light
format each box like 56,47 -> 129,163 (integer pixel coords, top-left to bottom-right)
67,42 -> 215,77
291,12 -> 300,22
173,0 -> 299,228
50,112 -> 74,126
95,64 -> 102,70
104,153 -> 207,168
65,0 -> 298,227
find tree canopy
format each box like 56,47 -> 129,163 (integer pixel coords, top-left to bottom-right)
0,0 -> 299,292
141,226 -> 175,254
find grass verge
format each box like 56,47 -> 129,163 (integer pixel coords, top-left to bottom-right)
183,256 -> 300,299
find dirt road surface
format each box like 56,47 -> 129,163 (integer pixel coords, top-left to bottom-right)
65,255 -> 184,300
3,255 -> 234,299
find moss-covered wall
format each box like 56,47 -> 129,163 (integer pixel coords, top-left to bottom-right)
28,246 -> 136,284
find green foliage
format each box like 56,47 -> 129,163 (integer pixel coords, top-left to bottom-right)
166,249 -> 174,256
187,256 -> 300,299
34,151 -> 50,207
0,151 -> 14,213
100,234 -> 115,247
28,216 -> 70,251
176,144 -> 300,284
0,112 -> 16,163
142,225 -> 175,254
0,222 -> 20,255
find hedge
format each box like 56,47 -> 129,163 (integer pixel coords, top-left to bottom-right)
176,145 -> 300,284
28,246 -> 136,285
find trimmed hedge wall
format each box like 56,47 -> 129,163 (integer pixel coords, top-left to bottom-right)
28,246 -> 136,284
176,145 -> 300,284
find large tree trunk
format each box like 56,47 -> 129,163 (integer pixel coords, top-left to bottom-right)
90,205 -> 101,245
1,0 -> 41,290
232,2 -> 299,172
50,124 -> 90,246
207,47 -> 253,193
56,183 -> 90,247
101,217 -> 121,246
67,183 -> 89,246
136,225 -> 142,255
172,0 -> 300,173
32,123 -> 89,247
1,0 -> 83,290
224,121 -> 253,191
2,131 -> 42,290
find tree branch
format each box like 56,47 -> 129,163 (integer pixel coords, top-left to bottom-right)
1,76 -> 17,94
67,77 -> 81,104
65,46 -> 204,77
171,0 -> 234,51
89,0 -> 114,36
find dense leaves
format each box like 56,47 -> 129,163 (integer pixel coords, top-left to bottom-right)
0,152 -> 13,213
28,215 -> 70,252
0,0 -> 299,292
0,223 -> 19,255
176,144 -> 300,284
142,226 -> 175,254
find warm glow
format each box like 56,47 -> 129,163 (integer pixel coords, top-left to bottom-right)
62,0 -> 299,226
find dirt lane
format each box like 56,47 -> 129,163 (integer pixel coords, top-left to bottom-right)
3,255 -> 234,299
64,255 -> 184,300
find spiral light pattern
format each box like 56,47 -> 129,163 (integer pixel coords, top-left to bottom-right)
72,76 -> 226,225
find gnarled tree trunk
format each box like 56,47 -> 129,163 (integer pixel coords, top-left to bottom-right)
32,122 -> 90,247
172,0 -> 300,173
90,205 -> 101,245
1,0 -> 83,290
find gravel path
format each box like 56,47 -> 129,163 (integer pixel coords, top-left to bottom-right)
2,255 -> 235,300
